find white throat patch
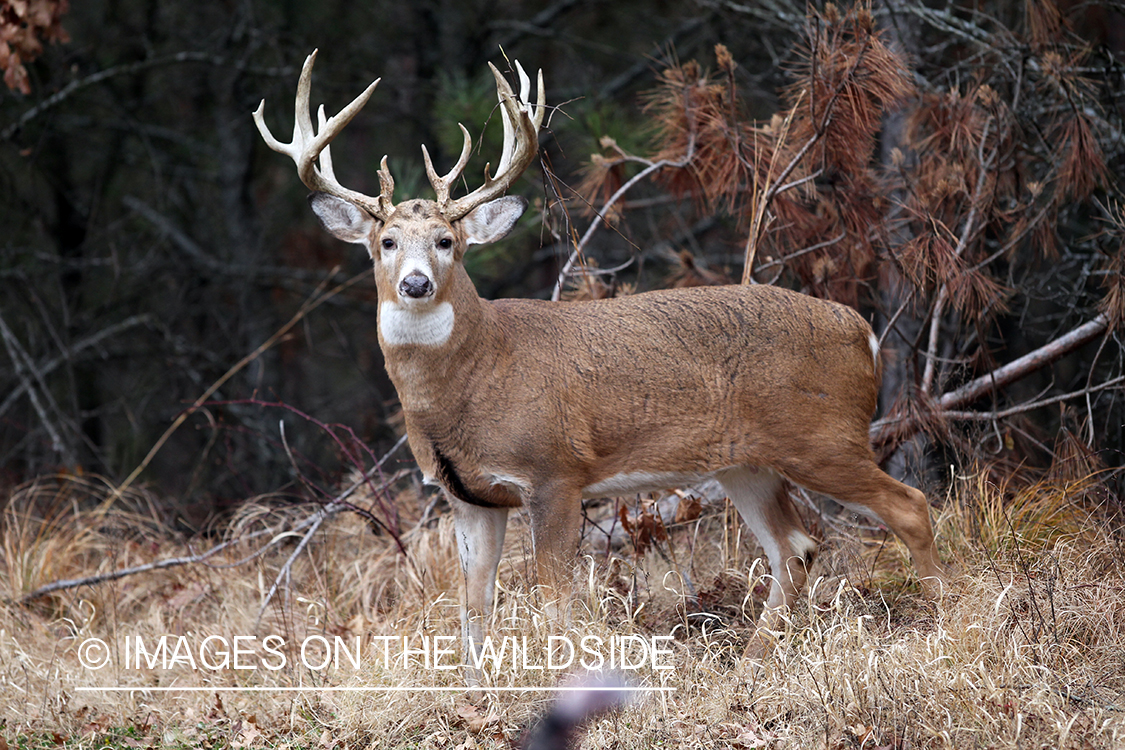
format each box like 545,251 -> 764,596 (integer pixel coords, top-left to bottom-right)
379,301 -> 455,346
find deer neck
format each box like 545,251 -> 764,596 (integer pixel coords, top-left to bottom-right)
378,266 -> 498,413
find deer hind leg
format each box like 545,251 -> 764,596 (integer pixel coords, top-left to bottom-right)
451,497 -> 509,666
717,466 -> 817,656
790,457 -> 944,597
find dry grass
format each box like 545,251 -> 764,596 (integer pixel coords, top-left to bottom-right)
1,468 -> 1123,749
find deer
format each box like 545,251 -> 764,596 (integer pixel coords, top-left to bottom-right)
254,51 -> 944,663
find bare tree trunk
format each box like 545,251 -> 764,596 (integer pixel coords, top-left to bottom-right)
876,1 -> 926,483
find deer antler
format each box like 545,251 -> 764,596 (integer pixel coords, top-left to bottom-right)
422,124 -> 472,211
253,50 -> 396,221
434,60 -> 546,221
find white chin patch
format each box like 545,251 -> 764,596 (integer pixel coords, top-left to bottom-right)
379,301 -> 455,346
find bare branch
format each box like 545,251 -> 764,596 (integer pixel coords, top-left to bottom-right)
0,314 -> 154,421
871,313 -> 1112,442
111,269 -> 369,499
255,505 -> 334,627
551,147 -> 696,301
16,432 -> 411,607
0,310 -> 77,465
16,525 -> 276,605
921,118 -> 996,395
939,313 -> 1111,412
755,231 -> 846,272
3,52 -> 294,141
254,430 -> 411,626
742,29 -> 874,280
942,374 -> 1125,421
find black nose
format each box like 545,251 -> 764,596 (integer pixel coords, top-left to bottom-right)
399,272 -> 433,299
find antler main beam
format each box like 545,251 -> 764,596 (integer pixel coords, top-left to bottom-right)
253,50 -> 395,221
442,61 -> 546,221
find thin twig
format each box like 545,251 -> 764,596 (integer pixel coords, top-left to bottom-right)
921,118 -> 995,395
551,150 -> 695,301
109,269 -> 367,502
774,167 -> 824,196
0,314 -> 154,421
876,291 -> 916,352
254,431 -> 411,625
755,231 -> 846,272
3,53 -> 294,141
0,310 -> 77,465
217,400 -> 410,543
124,196 -> 352,285
254,501 -> 335,629
743,29 -> 872,280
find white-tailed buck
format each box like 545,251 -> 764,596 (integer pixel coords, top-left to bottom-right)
255,51 -> 943,660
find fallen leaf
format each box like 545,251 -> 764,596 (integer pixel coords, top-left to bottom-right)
674,493 -> 703,523
231,721 -> 261,749
455,703 -> 499,733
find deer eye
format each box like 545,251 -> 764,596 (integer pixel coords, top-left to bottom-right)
381,238 -> 395,250
437,237 -> 453,250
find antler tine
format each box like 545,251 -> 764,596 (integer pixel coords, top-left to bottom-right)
252,50 -> 394,221
495,61 -> 546,177
293,50 -> 317,149
377,156 -> 396,219
530,66 -> 547,129
492,67 -> 519,180
315,104 -> 335,179
421,124 -> 472,209
442,60 -> 545,221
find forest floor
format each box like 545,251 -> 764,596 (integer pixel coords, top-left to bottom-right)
1,465 -> 1123,749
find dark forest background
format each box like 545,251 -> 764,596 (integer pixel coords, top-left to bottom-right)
2,0 -> 1124,529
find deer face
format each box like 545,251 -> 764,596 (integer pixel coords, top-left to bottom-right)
373,199 -> 461,306
309,192 -> 526,343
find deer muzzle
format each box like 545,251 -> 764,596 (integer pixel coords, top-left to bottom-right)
399,271 -> 434,299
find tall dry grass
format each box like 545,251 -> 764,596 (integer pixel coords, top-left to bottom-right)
0,467 -> 1122,748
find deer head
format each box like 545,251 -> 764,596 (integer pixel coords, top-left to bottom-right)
253,50 -> 545,334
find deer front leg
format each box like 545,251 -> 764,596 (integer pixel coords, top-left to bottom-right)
452,496 -> 508,668
526,481 -> 583,621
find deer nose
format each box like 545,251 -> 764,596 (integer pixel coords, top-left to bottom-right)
399,272 -> 433,299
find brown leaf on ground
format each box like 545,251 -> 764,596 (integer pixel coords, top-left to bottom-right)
455,703 -> 500,733
674,493 -> 703,524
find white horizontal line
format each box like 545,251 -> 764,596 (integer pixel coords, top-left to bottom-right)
77,686 -> 674,693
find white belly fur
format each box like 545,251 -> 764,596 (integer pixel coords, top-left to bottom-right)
581,470 -> 720,498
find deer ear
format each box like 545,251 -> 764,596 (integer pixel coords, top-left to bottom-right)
309,192 -> 379,246
461,196 -> 527,246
